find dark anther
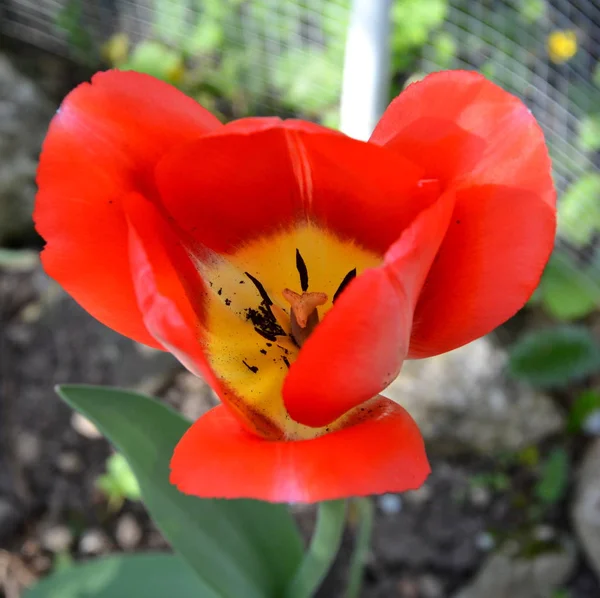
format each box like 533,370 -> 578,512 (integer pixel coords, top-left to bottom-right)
242,360 -> 259,373
295,249 -> 309,292
245,272 -> 273,305
333,268 -> 357,303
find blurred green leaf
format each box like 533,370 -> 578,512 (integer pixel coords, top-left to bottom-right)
518,0 -> 547,23
54,0 -> 95,63
391,0 -> 448,70
578,114 -> 600,152
558,173 -> 600,247
121,41 -> 184,84
274,48 -> 343,114
96,453 -> 141,511
535,448 -> 569,506
56,385 -> 303,598
568,390 -> 600,434
431,32 -> 457,68
153,0 -> 188,44
539,255 -> 600,321
508,326 -> 600,388
27,554 -> 202,598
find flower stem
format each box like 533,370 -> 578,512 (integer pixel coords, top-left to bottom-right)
345,497 -> 375,598
284,499 -> 347,598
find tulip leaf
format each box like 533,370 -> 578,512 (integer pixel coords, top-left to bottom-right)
26,553 -> 203,598
539,255 -> 600,321
508,326 -> 600,388
56,385 -> 303,598
535,447 -> 569,506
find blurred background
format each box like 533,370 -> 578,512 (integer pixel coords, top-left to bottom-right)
1,0 -> 600,596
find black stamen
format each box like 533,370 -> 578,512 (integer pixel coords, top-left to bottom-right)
282,356 -> 291,368
333,268 -> 357,302
295,249 -> 309,292
242,360 -> 259,373
245,272 -> 273,305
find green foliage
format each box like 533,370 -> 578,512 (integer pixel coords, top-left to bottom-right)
96,453 -> 141,511
508,326 -> 600,388
390,0 -> 448,70
55,385 -> 303,598
594,62 -> 600,88
54,0 -> 95,63
558,173 -> 600,247
535,448 -> 569,506
273,48 -> 343,116
152,0 -> 189,45
26,554 -> 203,598
538,255 -> 600,321
568,390 -> 600,434
469,472 -> 511,492
578,114 -> 600,152
120,41 -> 184,85
517,0 -> 547,24
431,32 -> 457,69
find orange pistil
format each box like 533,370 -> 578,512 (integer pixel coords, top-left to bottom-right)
282,288 -> 328,346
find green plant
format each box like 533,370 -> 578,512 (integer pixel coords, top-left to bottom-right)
578,114 -> 600,152
537,254 -> 600,321
558,173 -> 600,247
390,0 -> 448,70
96,452 -> 142,511
535,447 -> 569,506
568,389 -> 600,434
508,326 -> 600,388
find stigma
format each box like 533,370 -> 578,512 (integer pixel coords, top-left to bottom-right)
282,289 -> 328,346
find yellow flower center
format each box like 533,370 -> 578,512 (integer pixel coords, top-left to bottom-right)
196,223 -> 381,440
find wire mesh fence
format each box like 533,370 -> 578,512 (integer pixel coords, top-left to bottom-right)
1,0 -> 600,297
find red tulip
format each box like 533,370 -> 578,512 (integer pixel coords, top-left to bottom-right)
35,70 -> 556,503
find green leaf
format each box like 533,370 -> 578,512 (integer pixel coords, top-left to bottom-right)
96,452 -> 142,511
508,326 -> 600,388
27,553 -> 202,598
535,448 -> 569,505
539,255 -> 600,321
578,114 -> 600,152
56,385 -> 303,598
152,0 -> 188,44
568,390 -> 600,434
121,41 -> 183,84
518,0 -> 547,23
558,173 -> 600,247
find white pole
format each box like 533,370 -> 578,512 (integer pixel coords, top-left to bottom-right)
339,0 -> 392,140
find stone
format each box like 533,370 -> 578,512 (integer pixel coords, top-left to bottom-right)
0,53 -> 54,245
79,529 -> 110,555
41,525 -> 73,553
115,513 -> 143,550
385,337 -> 565,455
572,438 -> 600,580
453,541 -> 575,598
56,451 -> 83,474
70,413 -> 102,439
418,574 -> 445,598
14,431 -> 41,466
378,494 -> 403,515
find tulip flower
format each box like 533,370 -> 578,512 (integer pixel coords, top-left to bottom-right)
35,70 -> 556,503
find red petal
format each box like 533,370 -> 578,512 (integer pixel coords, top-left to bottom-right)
156,126 -> 433,256
408,185 -> 556,357
155,127 -> 303,254
170,397 -> 430,503
371,71 -> 556,357
283,191 -> 455,428
370,71 -> 554,205
35,70 -> 221,347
